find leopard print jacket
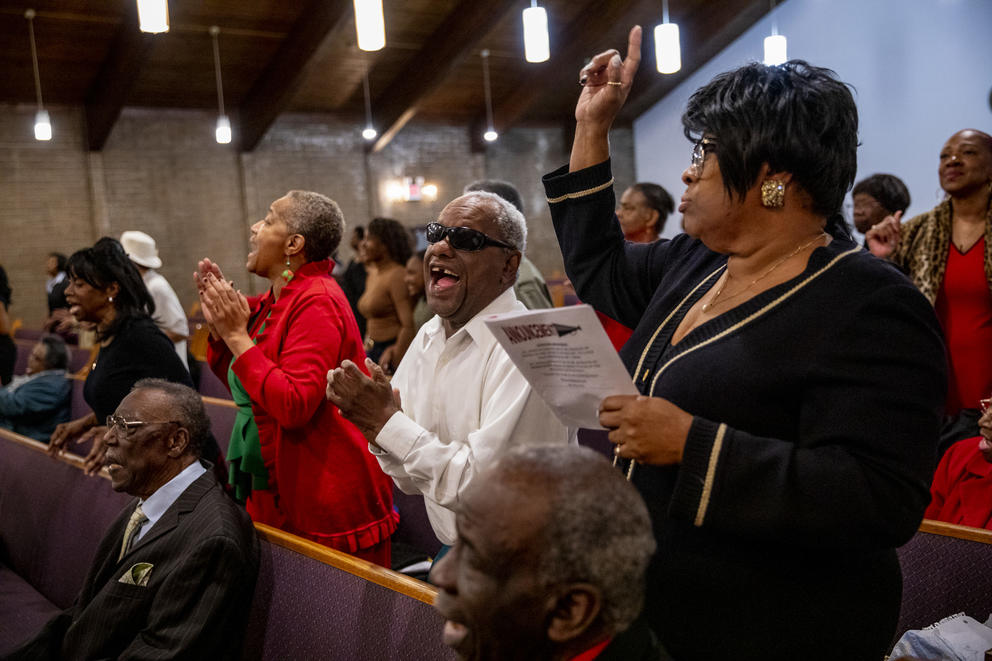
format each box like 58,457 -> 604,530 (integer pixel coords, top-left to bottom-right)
891,198 -> 992,305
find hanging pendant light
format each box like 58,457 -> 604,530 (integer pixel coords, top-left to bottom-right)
209,26 -> 231,144
763,0 -> 787,65
25,9 -> 51,141
136,0 -> 169,34
481,50 -> 497,142
522,1 -> 549,63
354,0 -> 385,52
361,66 -> 377,141
654,0 -> 681,74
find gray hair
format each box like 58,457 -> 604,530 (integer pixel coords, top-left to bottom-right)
38,334 -> 69,371
132,378 -> 209,458
494,445 -> 655,634
284,190 -> 345,263
463,191 -> 527,253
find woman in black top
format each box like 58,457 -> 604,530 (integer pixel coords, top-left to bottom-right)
48,238 -> 194,474
545,28 -> 946,661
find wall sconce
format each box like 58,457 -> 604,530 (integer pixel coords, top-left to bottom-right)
388,177 -> 439,202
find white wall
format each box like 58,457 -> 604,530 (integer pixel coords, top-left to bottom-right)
633,0 -> 992,240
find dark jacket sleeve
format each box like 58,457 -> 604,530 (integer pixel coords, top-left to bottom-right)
670,282 -> 946,549
543,160 -> 676,330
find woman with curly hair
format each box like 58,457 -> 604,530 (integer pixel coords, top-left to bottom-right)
357,217 -> 415,372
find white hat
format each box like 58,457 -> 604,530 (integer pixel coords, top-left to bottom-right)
120,231 -> 162,269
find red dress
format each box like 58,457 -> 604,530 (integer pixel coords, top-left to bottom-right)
925,436 -> 992,529
935,238 -> 992,415
208,260 -> 397,565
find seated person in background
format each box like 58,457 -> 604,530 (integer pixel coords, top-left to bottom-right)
0,265 -> 14,386
327,191 -> 575,555
851,173 -> 911,236
120,231 -> 190,371
44,252 -> 70,315
405,249 -> 432,333
5,379 -> 259,661
464,179 -> 553,309
432,445 -> 670,661
0,334 -> 71,442
616,182 -> 675,243
925,403 -> 992,529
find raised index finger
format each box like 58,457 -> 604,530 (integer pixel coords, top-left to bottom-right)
621,25 -> 642,85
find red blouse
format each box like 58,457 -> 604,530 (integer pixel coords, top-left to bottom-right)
935,238 -> 992,414
925,435 -> 992,529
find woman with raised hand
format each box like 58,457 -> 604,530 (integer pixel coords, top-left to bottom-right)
197,190 -> 396,566
545,26 -> 946,660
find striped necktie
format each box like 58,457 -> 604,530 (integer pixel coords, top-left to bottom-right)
119,505 -> 147,561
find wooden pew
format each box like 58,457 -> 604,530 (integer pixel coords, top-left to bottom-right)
0,428 -> 453,660
895,520 -> 992,640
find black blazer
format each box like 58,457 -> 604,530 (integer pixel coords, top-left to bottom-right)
6,468 -> 259,660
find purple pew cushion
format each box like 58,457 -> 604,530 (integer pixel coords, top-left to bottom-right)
391,488 -> 442,557
203,400 -> 236,458
896,528 -> 992,638
197,361 -> 232,400
243,540 -> 454,661
0,565 -> 60,655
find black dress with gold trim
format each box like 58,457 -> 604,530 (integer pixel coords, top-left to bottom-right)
544,160 -> 947,661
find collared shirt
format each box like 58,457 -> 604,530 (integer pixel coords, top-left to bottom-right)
372,287 -> 576,545
142,269 -> 189,369
134,460 -> 207,543
45,271 -> 65,294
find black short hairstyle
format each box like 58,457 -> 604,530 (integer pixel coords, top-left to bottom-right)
66,237 -> 155,341
682,60 -> 858,231
353,226 -> 365,240
852,174 -> 911,215
464,180 -> 525,215
368,217 -> 413,265
133,378 -> 208,459
0,264 -> 10,308
284,190 -> 345,263
49,252 -> 68,273
38,333 -> 69,371
630,182 -> 674,225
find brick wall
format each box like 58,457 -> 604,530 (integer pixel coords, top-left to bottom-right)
0,104 -> 634,326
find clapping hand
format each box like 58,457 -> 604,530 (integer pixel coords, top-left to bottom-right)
326,358 -> 401,445
865,211 -> 903,259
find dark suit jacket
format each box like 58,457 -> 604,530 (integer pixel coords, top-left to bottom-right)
5,468 -> 259,660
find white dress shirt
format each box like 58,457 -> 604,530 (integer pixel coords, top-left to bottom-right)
372,287 -> 576,545
142,269 -> 189,369
133,460 -> 207,544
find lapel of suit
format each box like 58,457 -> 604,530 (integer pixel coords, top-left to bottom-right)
119,470 -> 214,562
83,499 -> 141,601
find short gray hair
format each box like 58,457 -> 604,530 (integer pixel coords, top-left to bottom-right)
285,190 -> 345,263
463,191 -> 527,253
493,445 -> 655,634
132,378 -> 209,459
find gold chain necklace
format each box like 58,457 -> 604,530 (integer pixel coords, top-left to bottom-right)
701,233 -> 827,313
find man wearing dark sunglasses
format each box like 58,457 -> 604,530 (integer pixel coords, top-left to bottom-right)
327,191 -> 575,557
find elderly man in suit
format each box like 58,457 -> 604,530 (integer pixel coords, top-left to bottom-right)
4,379 -> 258,661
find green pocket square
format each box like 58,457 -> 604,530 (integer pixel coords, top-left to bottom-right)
119,562 -> 153,587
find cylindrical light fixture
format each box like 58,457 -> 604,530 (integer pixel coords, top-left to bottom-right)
210,26 -> 232,144
522,2 -> 549,63
136,0 -> 169,34
654,0 -> 681,74
763,0 -> 787,65
354,0 -> 385,52
25,9 -> 51,141
361,66 -> 377,141
481,49 -> 498,143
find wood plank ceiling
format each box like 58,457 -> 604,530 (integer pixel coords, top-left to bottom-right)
0,0 -> 772,152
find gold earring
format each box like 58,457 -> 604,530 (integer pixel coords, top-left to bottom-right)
761,180 -> 785,208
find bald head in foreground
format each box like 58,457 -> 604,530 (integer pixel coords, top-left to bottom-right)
431,445 -> 671,661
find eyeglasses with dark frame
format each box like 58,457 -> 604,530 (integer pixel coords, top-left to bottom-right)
689,138 -> 718,178
425,222 -> 515,252
106,414 -> 182,438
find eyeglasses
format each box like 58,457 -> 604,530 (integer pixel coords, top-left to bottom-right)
689,138 -> 717,178
425,222 -> 515,252
106,414 -> 182,438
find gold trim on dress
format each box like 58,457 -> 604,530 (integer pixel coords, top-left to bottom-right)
546,178 -> 615,204
695,422 -> 727,526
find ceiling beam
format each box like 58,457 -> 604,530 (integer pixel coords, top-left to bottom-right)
83,4 -> 153,151
237,0 -> 352,152
369,0 -> 520,153
484,0 -> 639,137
